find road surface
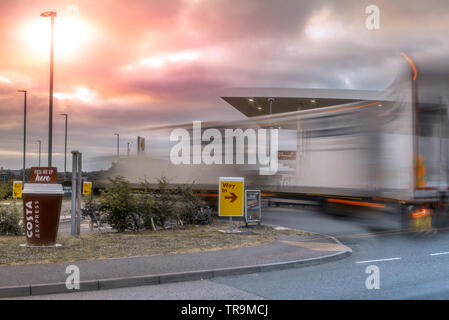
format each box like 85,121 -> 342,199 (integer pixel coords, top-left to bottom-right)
13,205 -> 449,299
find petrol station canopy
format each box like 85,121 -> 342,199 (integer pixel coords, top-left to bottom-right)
221,88 -> 386,117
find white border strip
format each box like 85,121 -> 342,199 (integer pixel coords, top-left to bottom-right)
356,257 -> 401,264
430,252 -> 449,256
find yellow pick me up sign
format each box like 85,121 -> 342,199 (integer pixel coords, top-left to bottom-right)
219,177 -> 244,217
83,181 -> 92,195
13,181 -> 23,198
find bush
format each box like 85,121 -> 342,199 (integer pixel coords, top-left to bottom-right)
152,177 -> 177,228
94,176 -> 211,233
81,195 -> 104,230
176,184 -> 210,225
98,176 -> 142,232
0,180 -> 13,200
97,176 -> 156,232
0,204 -> 23,236
137,180 -> 156,230
192,207 -> 212,225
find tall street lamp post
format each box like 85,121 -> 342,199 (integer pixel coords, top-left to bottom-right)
268,98 -> 274,115
114,133 -> 120,163
127,142 -> 132,158
60,113 -> 68,179
17,90 -> 27,182
37,140 -> 42,167
40,11 -> 57,167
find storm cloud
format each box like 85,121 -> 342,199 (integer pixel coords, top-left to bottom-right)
0,0 -> 448,170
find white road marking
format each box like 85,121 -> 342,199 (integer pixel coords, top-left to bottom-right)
356,257 -> 401,264
430,252 -> 449,256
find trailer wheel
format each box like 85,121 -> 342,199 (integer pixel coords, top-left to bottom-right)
400,204 -> 435,233
399,203 -> 413,231
433,202 -> 449,228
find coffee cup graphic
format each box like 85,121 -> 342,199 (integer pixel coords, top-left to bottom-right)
22,183 -> 64,246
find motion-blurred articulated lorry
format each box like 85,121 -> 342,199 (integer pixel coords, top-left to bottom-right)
114,63 -> 449,230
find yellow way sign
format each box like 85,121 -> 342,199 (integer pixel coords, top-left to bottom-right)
219,177 -> 244,217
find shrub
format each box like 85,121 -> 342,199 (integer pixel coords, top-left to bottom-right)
81,195 -> 104,230
0,204 -> 23,236
94,176 -> 211,232
137,180 -> 156,230
177,185 -> 210,225
0,180 -> 13,200
152,177 -> 177,228
99,176 -> 141,232
97,176 -> 157,232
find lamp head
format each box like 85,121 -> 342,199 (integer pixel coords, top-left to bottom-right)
40,11 -> 57,18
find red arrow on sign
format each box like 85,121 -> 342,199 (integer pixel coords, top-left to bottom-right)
225,192 -> 238,203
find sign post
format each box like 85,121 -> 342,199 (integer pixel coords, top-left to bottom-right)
218,177 -> 244,232
71,151 -> 82,235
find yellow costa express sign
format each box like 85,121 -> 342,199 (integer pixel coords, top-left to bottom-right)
82,181 -> 92,195
13,181 -> 22,198
219,177 -> 244,217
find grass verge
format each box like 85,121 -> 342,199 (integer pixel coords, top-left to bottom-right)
0,220 -> 303,266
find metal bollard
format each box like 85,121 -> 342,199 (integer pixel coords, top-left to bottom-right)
71,151 -> 81,235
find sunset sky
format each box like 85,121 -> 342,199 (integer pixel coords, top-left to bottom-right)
0,0 -> 448,171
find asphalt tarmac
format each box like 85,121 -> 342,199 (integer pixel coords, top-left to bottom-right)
13,205 -> 449,299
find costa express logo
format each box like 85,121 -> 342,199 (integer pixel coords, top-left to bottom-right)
30,167 -> 57,183
25,200 -> 40,239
